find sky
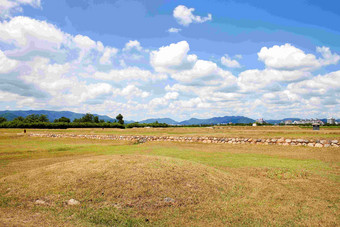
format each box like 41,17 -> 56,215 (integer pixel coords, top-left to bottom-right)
0,0 -> 339,121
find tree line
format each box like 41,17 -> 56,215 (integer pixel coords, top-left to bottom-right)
0,113 -> 170,129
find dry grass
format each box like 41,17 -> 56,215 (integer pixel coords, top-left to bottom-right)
0,130 -> 339,226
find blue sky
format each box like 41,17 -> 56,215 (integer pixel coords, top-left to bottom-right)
0,0 -> 339,120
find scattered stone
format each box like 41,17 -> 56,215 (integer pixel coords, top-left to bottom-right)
29,133 -> 340,148
67,199 -> 80,206
164,197 -> 175,203
35,199 -> 46,205
315,143 -> 323,148
320,140 -> 328,145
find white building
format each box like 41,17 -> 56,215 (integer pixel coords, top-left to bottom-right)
327,117 -> 335,125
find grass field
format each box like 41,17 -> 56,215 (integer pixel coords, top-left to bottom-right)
0,128 -> 339,226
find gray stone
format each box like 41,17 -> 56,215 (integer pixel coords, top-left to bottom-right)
315,143 -> 323,148
67,199 -> 80,206
35,200 -> 46,205
164,197 -> 175,203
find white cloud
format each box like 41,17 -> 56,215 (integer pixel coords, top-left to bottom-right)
316,46 -> 340,66
173,5 -> 212,26
0,0 -> 40,19
258,43 -> 340,71
167,27 -> 181,33
73,35 -> 97,50
0,16 -> 65,49
150,41 -> 197,73
121,85 -> 150,98
0,50 -> 18,73
171,59 -> 237,86
287,70 -> 340,97
238,69 -> 311,92
99,47 -> 118,65
123,40 -> 142,52
221,54 -> 241,68
91,67 -> 167,82
164,92 -> 179,100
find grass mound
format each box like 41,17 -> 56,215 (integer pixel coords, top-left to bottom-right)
0,155 -> 234,226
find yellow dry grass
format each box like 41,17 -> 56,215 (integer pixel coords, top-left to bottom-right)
0,129 -> 339,226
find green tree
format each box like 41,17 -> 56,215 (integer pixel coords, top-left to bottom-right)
13,116 -> 24,121
73,113 -> 95,123
54,117 -> 71,123
24,114 -> 40,123
0,117 -> 7,123
82,113 -> 94,123
116,114 -> 124,124
38,114 -> 49,122
94,116 -> 99,123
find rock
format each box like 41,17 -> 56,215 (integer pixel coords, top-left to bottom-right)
315,143 -> 323,148
277,138 -> 284,143
285,139 -> 292,143
320,140 -> 328,144
35,199 -> 46,205
324,144 -> 330,148
164,197 -> 175,203
307,143 -> 314,147
67,199 -> 80,206
331,140 -> 338,144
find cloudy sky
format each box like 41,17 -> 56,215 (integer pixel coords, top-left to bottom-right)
0,0 -> 339,121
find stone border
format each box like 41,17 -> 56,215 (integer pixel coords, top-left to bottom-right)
28,133 -> 339,148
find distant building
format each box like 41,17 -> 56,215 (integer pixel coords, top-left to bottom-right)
256,118 -> 266,124
327,117 -> 335,125
292,119 -> 324,125
285,120 -> 292,125
252,123 -> 257,126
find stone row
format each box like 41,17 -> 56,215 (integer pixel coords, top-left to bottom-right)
28,133 -> 340,148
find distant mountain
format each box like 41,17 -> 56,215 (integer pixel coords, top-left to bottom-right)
0,110 -> 115,122
139,118 -> 178,125
179,116 -> 255,125
1,110 -> 337,125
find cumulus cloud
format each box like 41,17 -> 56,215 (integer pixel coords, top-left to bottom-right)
221,54 -> 241,68
287,70 -> 340,98
167,27 -> 181,33
0,50 -> 18,73
121,85 -> 150,98
99,47 -> 118,65
123,40 -> 142,52
316,46 -> 340,66
164,92 -> 179,100
91,67 -> 167,82
258,43 -> 340,71
150,41 -> 197,73
173,5 -> 212,26
171,59 -> 237,86
0,0 -> 41,19
0,16 -> 65,50
238,69 -> 311,92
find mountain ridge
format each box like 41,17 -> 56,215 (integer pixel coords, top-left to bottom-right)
0,110 -> 338,125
